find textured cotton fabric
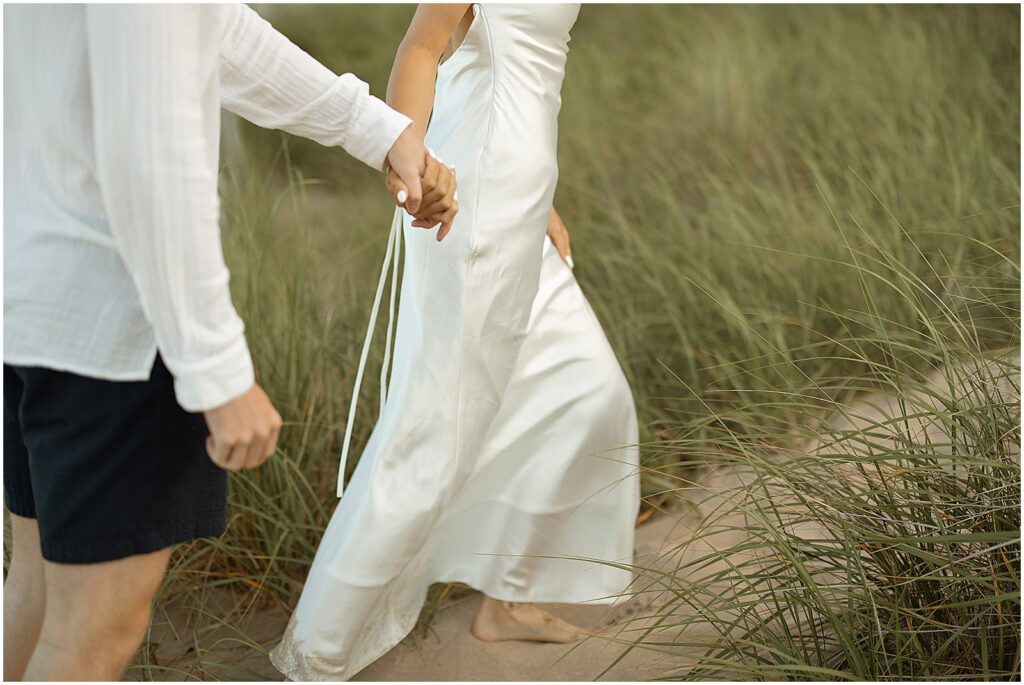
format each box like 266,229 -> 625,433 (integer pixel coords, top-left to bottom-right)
3,4 -> 411,411
3,357 -> 226,564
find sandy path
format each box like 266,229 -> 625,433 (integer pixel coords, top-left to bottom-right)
352,513 -> 702,682
141,512 -> 704,681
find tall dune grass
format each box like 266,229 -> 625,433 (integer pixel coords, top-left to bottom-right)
592,286 -> 1019,680
45,3 -> 1018,679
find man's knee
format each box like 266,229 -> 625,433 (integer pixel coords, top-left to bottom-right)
104,597 -> 155,655
41,548 -> 170,654
43,579 -> 154,651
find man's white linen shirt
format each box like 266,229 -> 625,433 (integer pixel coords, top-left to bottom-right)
4,4 -> 411,410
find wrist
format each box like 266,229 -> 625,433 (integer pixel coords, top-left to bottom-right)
388,126 -> 427,176
166,335 -> 256,413
353,98 -> 413,172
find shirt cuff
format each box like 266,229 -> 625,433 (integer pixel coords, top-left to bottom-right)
167,333 -> 256,413
344,94 -> 413,172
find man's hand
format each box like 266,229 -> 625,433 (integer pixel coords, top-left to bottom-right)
384,125 -> 427,215
203,384 -> 282,471
386,154 -> 458,242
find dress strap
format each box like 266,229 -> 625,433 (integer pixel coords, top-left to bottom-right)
338,208 -> 403,497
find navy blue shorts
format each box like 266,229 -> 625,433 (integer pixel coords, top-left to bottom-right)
3,356 -> 227,564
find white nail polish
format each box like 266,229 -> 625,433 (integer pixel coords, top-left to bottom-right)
566,255 -> 575,269
397,189 -> 408,204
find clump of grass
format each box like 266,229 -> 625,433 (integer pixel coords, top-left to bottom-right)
604,349 -> 1019,680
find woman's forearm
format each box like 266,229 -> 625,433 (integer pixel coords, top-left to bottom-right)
386,43 -> 439,140
386,5 -> 469,141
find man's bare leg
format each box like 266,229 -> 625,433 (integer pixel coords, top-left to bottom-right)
4,513 -> 47,681
23,546 -> 171,681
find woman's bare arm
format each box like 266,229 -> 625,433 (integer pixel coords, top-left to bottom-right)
387,4 -> 470,140
383,4 -> 468,240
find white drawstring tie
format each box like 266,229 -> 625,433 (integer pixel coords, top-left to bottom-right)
337,208 -> 402,497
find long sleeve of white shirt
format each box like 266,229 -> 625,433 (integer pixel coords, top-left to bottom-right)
77,5 -> 411,412
219,4 -> 412,171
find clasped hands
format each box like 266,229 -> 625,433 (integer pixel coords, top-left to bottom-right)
384,150 -> 458,241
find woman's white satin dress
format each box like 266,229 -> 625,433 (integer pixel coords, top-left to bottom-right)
271,5 -> 640,679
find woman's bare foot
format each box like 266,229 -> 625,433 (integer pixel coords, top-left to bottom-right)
470,596 -> 587,644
